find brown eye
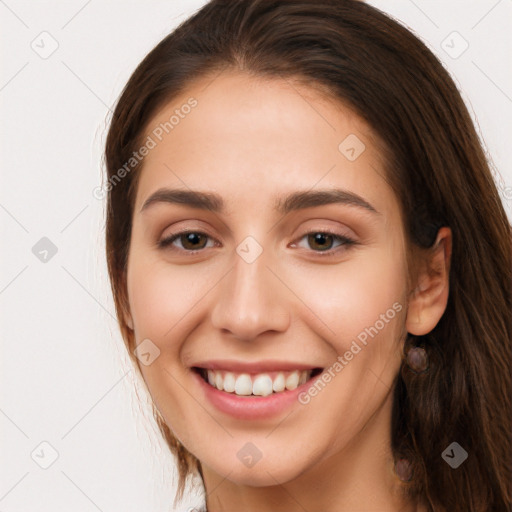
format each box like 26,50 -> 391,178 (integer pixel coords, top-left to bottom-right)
292,230 -> 357,257
158,231 -> 214,251
307,233 -> 335,251
179,232 -> 209,250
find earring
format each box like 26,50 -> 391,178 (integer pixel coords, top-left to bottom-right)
404,336 -> 429,374
395,458 -> 414,482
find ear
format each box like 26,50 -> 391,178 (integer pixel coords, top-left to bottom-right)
406,227 -> 452,336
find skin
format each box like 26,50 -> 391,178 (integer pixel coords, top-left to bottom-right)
123,71 -> 451,512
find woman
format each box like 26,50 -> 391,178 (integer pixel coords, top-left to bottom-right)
103,1 -> 512,510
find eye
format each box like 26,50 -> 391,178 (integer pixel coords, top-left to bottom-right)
158,230 -> 217,252
291,230 -> 356,255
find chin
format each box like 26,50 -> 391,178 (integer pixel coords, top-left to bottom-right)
201,449 -> 315,487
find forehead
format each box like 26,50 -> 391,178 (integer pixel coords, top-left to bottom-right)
133,71 -> 395,217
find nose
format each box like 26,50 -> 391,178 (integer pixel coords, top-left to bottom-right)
210,248 -> 291,342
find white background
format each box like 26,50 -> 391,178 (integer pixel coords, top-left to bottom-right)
1,1 -> 511,511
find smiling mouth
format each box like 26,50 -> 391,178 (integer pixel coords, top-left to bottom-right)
192,367 -> 324,397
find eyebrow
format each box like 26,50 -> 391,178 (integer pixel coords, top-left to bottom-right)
140,188 -> 379,215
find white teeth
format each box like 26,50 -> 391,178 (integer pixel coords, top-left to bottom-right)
285,370 -> 300,390
252,375 -> 273,396
215,372 -> 223,390
272,372 -> 285,392
203,368 -> 313,396
223,372 -> 236,393
234,374 -> 252,395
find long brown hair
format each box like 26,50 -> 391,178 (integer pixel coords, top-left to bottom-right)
103,1 -> 512,510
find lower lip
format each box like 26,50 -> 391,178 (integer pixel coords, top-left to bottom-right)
192,370 -> 318,420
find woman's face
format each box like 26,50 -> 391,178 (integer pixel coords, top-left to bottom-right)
125,71 -> 410,487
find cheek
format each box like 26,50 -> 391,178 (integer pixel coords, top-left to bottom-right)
289,245 -> 407,349
126,255 -> 209,416
288,248 -> 407,440
126,255 -> 202,344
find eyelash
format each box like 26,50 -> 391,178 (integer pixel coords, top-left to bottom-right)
157,228 -> 357,257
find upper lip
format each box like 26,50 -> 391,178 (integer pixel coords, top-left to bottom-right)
191,360 -> 322,373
